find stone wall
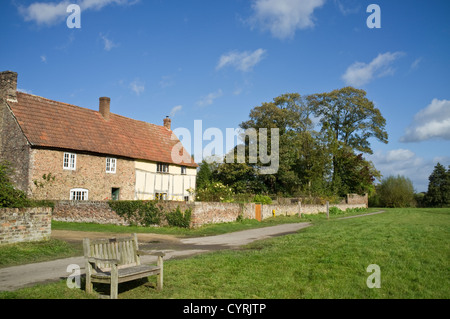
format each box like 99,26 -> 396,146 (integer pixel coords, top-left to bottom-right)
190,202 -> 243,228
51,196 -> 368,228
53,201 -> 128,225
0,207 -> 52,244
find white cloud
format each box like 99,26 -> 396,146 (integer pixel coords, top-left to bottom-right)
18,0 -> 138,26
159,75 -> 175,89
248,0 -> 325,39
400,99 -> 450,142
217,49 -> 266,72
99,33 -> 118,51
196,89 -> 223,107
129,79 -> 145,96
367,149 -> 434,192
40,55 -> 47,63
17,88 -> 33,94
334,0 -> 360,15
410,57 -> 422,71
342,52 -> 404,86
170,105 -> 183,118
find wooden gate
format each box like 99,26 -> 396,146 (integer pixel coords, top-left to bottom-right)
255,204 -> 262,222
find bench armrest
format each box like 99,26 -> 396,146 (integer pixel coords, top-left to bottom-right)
137,250 -> 166,257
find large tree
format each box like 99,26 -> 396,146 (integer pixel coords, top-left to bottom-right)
307,87 -> 387,190
425,163 -> 450,207
239,93 -> 325,195
307,87 -> 388,154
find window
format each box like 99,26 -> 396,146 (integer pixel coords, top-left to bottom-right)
106,158 -> 117,173
181,166 -> 187,175
184,196 -> 190,202
157,163 -> 169,173
155,192 -> 167,200
70,188 -> 88,201
63,153 -> 76,170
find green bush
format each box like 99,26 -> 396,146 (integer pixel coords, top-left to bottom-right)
195,182 -> 234,202
328,206 -> 344,215
252,194 -> 272,204
377,175 -> 415,208
0,161 -> 32,208
108,200 -> 162,226
165,206 -> 192,228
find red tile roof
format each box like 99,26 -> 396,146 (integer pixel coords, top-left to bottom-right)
10,92 -> 197,167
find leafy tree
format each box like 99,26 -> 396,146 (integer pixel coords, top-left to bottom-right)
332,147 -> 380,196
196,160 -> 215,190
307,87 -> 388,154
307,87 -> 388,188
377,175 -> 415,208
425,163 -> 450,207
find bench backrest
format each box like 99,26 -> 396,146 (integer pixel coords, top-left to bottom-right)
83,233 -> 141,271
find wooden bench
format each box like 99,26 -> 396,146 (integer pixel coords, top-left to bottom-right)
83,233 -> 165,299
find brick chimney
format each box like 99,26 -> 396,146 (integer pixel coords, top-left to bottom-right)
163,116 -> 171,130
0,71 -> 18,102
99,97 -> 110,120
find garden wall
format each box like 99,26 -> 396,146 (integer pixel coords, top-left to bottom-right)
51,194 -> 368,228
0,207 -> 52,244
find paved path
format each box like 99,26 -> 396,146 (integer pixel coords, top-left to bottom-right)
0,223 -> 311,292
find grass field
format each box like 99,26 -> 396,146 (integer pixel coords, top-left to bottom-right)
0,208 -> 448,299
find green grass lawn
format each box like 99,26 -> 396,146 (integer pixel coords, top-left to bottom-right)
1,208 -> 448,299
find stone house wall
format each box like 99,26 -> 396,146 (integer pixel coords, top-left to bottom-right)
29,149 -> 136,201
0,99 -> 31,193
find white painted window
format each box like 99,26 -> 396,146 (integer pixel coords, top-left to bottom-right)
106,157 -> 117,173
70,188 -> 88,201
181,166 -> 187,175
157,163 -> 169,173
63,153 -> 76,170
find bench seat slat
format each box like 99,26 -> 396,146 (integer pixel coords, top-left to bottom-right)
91,264 -> 160,279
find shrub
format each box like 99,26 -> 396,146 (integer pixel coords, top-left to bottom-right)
195,182 -> 234,202
165,206 -> 192,228
377,175 -> 415,208
252,194 -> 272,204
108,200 -> 162,226
329,206 -> 344,215
0,161 -> 31,208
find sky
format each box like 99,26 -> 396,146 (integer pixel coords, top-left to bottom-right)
1,0 -> 449,192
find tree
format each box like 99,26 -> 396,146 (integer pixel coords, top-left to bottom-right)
196,160 -> 214,190
425,163 -> 450,207
307,87 -> 388,154
239,93 -> 323,195
377,175 -> 415,208
307,87 -> 388,188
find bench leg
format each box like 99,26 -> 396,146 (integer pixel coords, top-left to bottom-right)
85,262 -> 93,294
157,256 -> 163,290
110,265 -> 119,299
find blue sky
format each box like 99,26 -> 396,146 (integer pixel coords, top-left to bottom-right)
1,0 -> 449,192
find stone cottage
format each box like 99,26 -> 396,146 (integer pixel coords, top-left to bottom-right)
0,71 -> 197,201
